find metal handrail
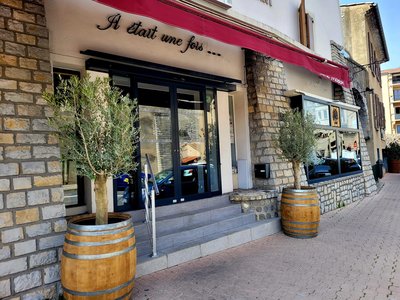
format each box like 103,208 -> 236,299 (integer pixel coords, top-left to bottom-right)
143,154 -> 159,257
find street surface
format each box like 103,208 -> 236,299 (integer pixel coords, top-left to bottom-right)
133,174 -> 400,300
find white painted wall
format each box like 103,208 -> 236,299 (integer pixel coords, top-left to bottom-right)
46,0 -> 340,199
284,63 -> 333,99
231,0 -> 343,60
44,0 -> 243,81
232,87 -> 253,189
217,91 -> 234,193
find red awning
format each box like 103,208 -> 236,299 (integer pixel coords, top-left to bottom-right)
95,0 -> 350,88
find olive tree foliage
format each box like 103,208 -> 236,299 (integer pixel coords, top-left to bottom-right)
43,75 -> 138,224
277,109 -> 316,189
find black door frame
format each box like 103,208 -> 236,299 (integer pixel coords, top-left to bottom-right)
111,72 -> 222,211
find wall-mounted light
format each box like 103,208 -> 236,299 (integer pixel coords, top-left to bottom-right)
360,87 -> 374,94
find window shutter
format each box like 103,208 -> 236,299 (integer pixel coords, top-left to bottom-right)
299,0 -> 307,47
306,13 -> 314,49
374,94 -> 378,130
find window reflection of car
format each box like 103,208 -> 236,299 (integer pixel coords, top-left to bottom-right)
309,158 -> 361,179
146,164 -> 209,198
309,164 -> 332,178
115,174 -> 131,206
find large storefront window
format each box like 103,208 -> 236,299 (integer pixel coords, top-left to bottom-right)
303,100 -> 330,126
291,94 -> 362,182
111,73 -> 223,210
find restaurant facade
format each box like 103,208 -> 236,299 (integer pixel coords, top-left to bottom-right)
0,0 -> 377,298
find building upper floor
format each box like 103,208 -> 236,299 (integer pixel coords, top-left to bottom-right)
382,69 -> 400,135
341,2 -> 389,87
382,68 -> 400,103
186,0 -> 344,60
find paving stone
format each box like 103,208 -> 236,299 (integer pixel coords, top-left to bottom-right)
43,264 -> 60,284
0,245 -> 11,260
0,279 -> 11,298
38,234 -> 64,250
133,174 -> 400,300
0,178 -> 10,191
21,161 -> 45,174
41,204 -> 65,220
0,212 -> 14,228
53,219 -> 67,232
27,188 -> 49,205
13,177 -> 32,190
25,222 -> 51,238
16,207 -> 39,224
32,146 -> 60,159
21,284 -> 57,300
14,239 -> 36,256
6,191 -> 26,208
0,257 -> 27,277
29,250 -> 57,268
13,270 -> 42,293
0,162 -> 19,176
2,227 -> 23,243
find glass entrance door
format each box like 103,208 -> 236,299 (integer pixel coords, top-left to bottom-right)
113,76 -> 221,210
138,82 -> 175,204
177,88 -> 208,197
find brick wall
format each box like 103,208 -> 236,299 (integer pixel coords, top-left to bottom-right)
245,50 -> 301,190
330,41 -> 377,195
0,1 -> 65,299
312,173 -> 365,213
245,48 -> 377,215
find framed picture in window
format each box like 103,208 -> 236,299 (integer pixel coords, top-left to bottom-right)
331,106 -> 340,127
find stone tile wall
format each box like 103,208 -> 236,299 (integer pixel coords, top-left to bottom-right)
245,50 -> 299,190
245,48 -> 377,215
230,190 -> 278,221
0,1 -> 65,299
311,173 -> 365,214
330,41 -> 377,195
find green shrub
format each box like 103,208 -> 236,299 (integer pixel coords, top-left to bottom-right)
43,74 -> 139,224
277,109 -> 316,189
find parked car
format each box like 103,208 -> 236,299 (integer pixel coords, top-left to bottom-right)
116,164 -> 210,200
147,164 -> 209,198
308,158 -> 361,179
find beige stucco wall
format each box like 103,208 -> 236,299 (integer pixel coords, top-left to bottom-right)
341,4 -> 386,164
341,5 -> 368,65
44,0 -> 244,81
284,63 -> 333,99
44,0 -> 250,198
231,0 -> 343,59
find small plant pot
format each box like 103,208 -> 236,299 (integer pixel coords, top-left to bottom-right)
61,213 -> 136,299
281,186 -> 320,238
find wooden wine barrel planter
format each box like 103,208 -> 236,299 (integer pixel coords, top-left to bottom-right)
389,159 -> 400,173
281,187 -> 320,238
61,213 -> 136,300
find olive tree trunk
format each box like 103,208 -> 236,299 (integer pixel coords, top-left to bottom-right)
94,173 -> 108,225
292,160 -> 301,190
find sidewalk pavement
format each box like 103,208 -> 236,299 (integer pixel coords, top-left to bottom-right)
133,174 -> 400,300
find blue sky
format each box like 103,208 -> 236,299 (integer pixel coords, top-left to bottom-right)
339,0 -> 399,70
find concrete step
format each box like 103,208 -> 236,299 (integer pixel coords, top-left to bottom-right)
136,213 -> 255,256
133,202 -> 242,237
128,194 -> 231,223
135,217 -> 281,277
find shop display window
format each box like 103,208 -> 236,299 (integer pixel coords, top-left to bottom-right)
292,94 -> 362,183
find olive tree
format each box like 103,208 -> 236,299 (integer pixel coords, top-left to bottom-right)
44,75 -> 138,225
277,109 -> 316,190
